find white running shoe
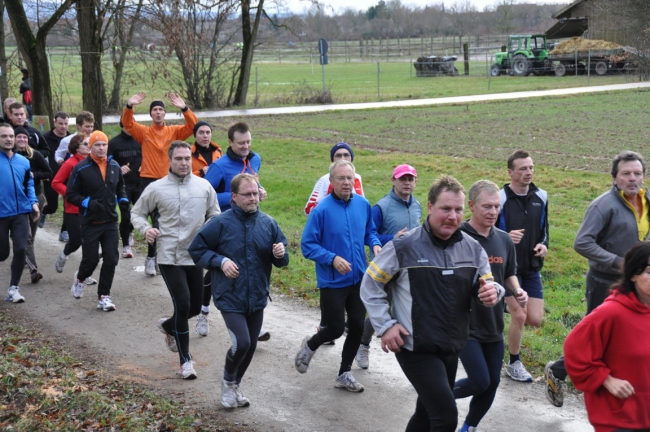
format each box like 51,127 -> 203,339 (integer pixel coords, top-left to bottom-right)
97,295 -> 116,311
257,329 -> 271,341
294,336 -> 315,373
235,384 -> 250,407
195,314 -> 209,336
145,257 -> 156,277
71,272 -> 84,299
334,371 -> 364,392
355,344 -> 370,369
179,360 -> 197,380
221,379 -> 238,409
6,286 -> 25,303
128,232 -> 134,247
84,276 -> 98,285
55,251 -> 67,273
122,245 -> 133,258
158,317 -> 178,352
506,360 -> 533,382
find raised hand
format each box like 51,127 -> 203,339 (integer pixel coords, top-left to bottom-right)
128,92 -> 147,106
168,92 -> 186,110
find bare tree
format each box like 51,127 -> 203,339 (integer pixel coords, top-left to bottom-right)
148,0 -> 239,109
494,0 -> 516,35
5,0 -> 76,123
106,0 -> 144,111
76,0 -> 110,129
232,0 -> 265,106
0,0 -> 8,102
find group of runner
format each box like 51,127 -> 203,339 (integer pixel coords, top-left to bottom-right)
1,91 -> 649,431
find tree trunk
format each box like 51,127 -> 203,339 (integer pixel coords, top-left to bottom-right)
0,0 -> 8,103
5,0 -> 74,124
77,0 -> 107,129
233,0 -> 264,106
108,0 -> 143,111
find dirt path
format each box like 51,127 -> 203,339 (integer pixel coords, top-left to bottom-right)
1,228 -> 594,431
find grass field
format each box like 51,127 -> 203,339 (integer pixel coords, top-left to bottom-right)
4,47 -> 638,113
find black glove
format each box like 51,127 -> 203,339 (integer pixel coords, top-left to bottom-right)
88,200 -> 106,213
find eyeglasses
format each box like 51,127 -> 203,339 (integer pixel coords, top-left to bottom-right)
235,192 -> 259,198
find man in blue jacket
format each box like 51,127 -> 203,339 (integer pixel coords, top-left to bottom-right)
295,160 -> 381,393
0,124 -> 40,303
189,173 -> 288,409
204,122 -> 267,211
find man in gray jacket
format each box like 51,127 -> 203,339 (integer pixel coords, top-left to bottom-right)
545,150 -> 649,408
361,175 -> 504,432
132,141 -> 220,380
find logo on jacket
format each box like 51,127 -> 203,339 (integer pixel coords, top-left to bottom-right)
417,258 -> 428,263
488,255 -> 504,264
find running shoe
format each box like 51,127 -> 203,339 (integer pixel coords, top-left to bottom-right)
178,361 -> 197,380
258,329 -> 271,341
122,245 -> 133,258
55,251 -> 67,273
195,314 -> 209,337
6,286 -> 25,303
355,344 -> 370,369
97,295 -> 116,311
506,360 -> 533,382
294,336 -> 315,374
38,213 -> 47,228
221,380 -> 238,409
71,272 -> 84,299
334,371 -> 364,392
145,257 -> 156,277
128,232 -> 134,247
158,317 -> 178,352
235,384 -> 250,407
30,269 -> 43,283
84,276 -> 98,285
545,361 -> 565,407
59,231 -> 69,242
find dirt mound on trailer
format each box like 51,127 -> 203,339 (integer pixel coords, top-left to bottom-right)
550,37 -> 621,54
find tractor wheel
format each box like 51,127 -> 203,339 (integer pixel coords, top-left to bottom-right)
490,64 -> 501,77
555,63 -> 567,77
595,61 -> 608,76
511,54 -> 530,77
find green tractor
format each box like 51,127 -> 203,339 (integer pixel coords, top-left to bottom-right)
491,34 -> 552,77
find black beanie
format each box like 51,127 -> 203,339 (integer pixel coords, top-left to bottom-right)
14,126 -> 29,138
149,100 -> 165,113
330,142 -> 355,162
193,121 -> 212,137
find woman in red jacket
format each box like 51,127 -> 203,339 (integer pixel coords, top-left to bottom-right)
51,133 -> 95,283
564,241 -> 650,432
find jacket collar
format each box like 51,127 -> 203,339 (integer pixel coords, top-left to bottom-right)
423,217 -> 463,249
166,170 -> 193,184
232,202 -> 259,220
461,220 -> 493,240
389,188 -> 412,206
503,182 -> 540,198
226,146 -> 254,162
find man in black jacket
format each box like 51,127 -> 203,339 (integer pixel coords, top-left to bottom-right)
108,121 -> 142,259
41,112 -> 70,232
498,150 -> 549,383
7,102 -> 48,158
66,131 -> 128,311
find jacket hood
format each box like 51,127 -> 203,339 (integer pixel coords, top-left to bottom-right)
608,290 -> 650,314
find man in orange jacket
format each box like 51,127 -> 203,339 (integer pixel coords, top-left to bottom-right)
122,91 -> 198,276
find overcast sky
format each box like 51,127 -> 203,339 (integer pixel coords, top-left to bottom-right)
277,0 -> 574,15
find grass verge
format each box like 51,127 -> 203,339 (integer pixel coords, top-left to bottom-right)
0,313 -> 250,431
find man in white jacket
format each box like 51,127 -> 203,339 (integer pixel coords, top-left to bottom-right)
131,141 -> 220,380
